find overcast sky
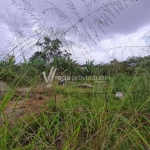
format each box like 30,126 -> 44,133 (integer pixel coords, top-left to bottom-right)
0,0 -> 150,64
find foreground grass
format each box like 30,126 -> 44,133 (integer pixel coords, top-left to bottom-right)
1,110 -> 150,149
0,75 -> 150,149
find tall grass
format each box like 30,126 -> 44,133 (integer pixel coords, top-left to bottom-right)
0,75 -> 150,149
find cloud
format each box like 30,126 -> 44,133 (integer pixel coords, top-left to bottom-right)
0,0 -> 150,63
87,23 -> 150,64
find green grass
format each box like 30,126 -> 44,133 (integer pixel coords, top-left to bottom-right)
0,76 -> 150,149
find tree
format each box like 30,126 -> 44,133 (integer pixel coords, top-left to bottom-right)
29,37 -> 75,76
81,60 -> 96,76
36,37 -> 64,63
0,56 -> 16,83
51,56 -> 78,76
29,51 -> 47,63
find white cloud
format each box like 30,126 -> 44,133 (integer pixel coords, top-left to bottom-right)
0,0 -> 150,64
83,23 -> 150,64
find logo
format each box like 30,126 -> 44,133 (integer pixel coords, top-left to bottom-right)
42,67 -> 57,83
42,67 -> 106,83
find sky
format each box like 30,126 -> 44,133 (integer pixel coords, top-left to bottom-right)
0,0 -> 150,64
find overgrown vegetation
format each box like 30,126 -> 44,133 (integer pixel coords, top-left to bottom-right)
0,76 -> 150,149
1,43 -> 150,85
0,0 -> 150,149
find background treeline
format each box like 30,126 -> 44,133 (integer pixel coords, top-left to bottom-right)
0,37 -> 150,85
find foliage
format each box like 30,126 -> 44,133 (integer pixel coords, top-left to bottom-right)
83,60 -> 96,76
35,37 -> 64,63
51,56 -> 78,76
0,58 -> 16,83
0,0 -> 149,149
0,75 -> 150,149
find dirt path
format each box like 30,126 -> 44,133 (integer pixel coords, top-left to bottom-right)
0,97 -> 50,125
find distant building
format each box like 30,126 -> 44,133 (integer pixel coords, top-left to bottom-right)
79,65 -> 87,70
